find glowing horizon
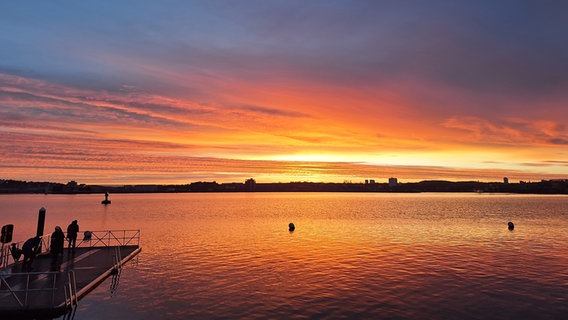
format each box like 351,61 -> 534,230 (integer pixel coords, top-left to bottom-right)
1,1 -> 567,185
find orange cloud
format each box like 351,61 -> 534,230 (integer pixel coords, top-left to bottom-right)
1,71 -> 567,185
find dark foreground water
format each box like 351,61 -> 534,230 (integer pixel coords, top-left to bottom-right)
2,193 -> 567,319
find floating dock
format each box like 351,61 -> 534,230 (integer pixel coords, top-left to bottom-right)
0,230 -> 141,319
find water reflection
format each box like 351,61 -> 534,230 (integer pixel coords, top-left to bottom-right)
109,268 -> 121,296
1,193 -> 567,319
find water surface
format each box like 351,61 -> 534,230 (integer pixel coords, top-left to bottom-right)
2,193 -> 567,319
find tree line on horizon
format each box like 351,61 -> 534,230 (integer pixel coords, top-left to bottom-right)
1,178 -> 567,194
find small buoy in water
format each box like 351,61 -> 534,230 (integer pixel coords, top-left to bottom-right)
508,221 -> 514,231
101,191 -> 111,204
288,223 -> 295,232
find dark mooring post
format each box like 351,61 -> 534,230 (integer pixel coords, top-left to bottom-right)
36,207 -> 46,252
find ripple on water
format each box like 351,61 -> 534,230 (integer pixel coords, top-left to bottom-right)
5,193 -> 564,319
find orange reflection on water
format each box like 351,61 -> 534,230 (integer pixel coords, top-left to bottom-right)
2,193 -> 567,319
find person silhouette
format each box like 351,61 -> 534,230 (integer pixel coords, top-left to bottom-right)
50,226 -> 65,268
21,236 -> 41,271
67,220 -> 79,250
10,243 -> 22,262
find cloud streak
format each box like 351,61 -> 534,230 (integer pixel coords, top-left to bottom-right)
1,1 -> 567,184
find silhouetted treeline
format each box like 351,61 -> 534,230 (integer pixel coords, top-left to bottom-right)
1,179 -> 568,194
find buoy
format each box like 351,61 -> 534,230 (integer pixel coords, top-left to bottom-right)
508,221 -> 514,231
101,192 -> 111,204
288,223 -> 295,232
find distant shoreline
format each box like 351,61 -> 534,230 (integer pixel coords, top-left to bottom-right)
2,179 -> 567,195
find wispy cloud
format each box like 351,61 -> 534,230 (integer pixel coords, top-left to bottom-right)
442,116 -> 568,146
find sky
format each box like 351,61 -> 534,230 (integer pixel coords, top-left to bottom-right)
1,0 -> 568,185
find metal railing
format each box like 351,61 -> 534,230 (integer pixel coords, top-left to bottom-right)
0,270 -> 62,309
1,230 -> 140,270
0,235 -> 50,270
0,269 -> 79,313
77,229 -> 140,248
64,270 -> 78,309
1,229 -> 140,314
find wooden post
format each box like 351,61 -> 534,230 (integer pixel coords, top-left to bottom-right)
36,207 -> 46,253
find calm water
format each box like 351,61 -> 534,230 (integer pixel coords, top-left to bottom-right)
1,192 -> 567,319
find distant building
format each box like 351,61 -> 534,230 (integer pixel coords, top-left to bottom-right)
503,177 -> 509,184
388,177 -> 398,187
245,178 -> 256,191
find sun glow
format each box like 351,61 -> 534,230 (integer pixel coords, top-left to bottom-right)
266,153 -> 361,163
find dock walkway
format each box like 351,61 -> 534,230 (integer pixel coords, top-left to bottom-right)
0,230 -> 141,319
